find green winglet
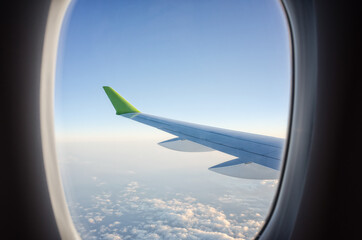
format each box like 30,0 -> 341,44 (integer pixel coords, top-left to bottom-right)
103,86 -> 140,115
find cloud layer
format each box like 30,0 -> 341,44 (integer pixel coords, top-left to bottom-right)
67,180 -> 273,240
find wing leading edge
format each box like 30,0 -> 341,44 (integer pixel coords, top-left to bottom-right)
103,86 -> 284,179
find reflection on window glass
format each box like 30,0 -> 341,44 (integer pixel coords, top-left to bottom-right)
55,0 -> 291,239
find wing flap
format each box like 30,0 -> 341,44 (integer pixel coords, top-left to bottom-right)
158,138 -> 214,152
209,158 -> 280,179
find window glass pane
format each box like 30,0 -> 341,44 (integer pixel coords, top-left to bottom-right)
55,0 -> 291,239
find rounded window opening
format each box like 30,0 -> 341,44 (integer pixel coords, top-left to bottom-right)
55,0 -> 291,239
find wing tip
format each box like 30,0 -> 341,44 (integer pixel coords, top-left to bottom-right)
103,86 -> 140,114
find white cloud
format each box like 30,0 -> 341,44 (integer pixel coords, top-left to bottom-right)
71,181 -> 267,240
260,180 -> 278,188
102,233 -> 123,240
114,182 -> 252,239
94,216 -> 104,222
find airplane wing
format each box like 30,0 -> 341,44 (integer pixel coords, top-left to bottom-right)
103,86 -> 284,179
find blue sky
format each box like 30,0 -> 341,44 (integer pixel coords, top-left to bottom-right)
55,0 -> 291,140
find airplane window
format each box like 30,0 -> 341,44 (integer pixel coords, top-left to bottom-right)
55,0 -> 291,239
